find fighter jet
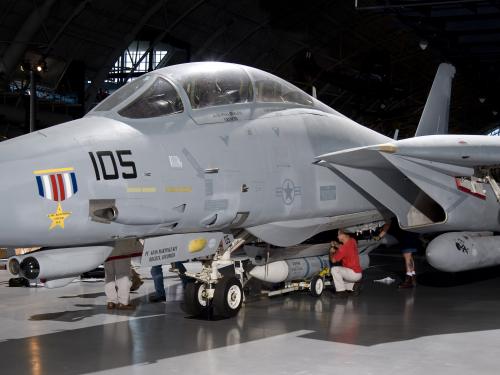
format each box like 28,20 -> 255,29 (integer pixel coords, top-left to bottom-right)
4,61 -> 500,317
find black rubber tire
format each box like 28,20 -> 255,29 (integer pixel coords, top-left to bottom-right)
213,277 -> 243,318
309,275 -> 324,297
183,281 -> 210,316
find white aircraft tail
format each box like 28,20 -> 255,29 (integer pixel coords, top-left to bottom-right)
414,63 -> 456,137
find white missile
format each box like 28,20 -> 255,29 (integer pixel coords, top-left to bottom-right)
249,255 -> 330,283
426,231 -> 500,272
244,235 -> 396,274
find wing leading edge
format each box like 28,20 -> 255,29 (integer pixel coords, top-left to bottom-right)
316,135 -> 500,231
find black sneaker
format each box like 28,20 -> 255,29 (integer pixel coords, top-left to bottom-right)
149,295 -> 167,303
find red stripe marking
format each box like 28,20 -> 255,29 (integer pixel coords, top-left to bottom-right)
50,175 -> 59,201
455,178 -> 486,200
57,174 -> 66,201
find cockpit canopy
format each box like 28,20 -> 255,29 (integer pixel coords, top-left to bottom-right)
89,62 -> 338,119
180,65 -> 253,109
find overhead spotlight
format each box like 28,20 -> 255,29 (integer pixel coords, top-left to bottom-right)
380,103 -> 386,109
479,97 -> 486,104
419,40 -> 429,50
35,60 -> 47,73
493,110 -> 498,116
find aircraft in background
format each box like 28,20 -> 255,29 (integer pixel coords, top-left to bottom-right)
4,61 -> 500,317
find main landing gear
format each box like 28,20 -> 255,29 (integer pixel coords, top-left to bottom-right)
181,234 -> 247,319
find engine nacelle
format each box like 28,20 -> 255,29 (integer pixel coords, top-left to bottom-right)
426,232 -> 500,272
10,246 -> 113,286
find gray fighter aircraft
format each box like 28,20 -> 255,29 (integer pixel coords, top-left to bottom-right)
4,62 -> 500,317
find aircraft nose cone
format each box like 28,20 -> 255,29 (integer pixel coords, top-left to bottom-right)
0,116 -> 141,248
0,127 -> 84,247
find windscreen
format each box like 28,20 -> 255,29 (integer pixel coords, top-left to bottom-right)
118,77 -> 183,118
93,75 -> 152,111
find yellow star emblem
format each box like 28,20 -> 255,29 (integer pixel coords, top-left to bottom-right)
47,202 -> 71,230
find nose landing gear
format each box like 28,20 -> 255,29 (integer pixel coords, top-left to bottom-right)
184,280 -> 211,316
181,234 -> 247,319
213,276 -> 243,318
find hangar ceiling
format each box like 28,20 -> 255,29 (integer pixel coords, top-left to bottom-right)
0,0 -> 499,139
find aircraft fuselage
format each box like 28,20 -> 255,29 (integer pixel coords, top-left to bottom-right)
0,100 -> 388,247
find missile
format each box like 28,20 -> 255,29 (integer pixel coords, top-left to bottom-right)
244,234 -> 398,283
426,231 -> 500,272
249,255 -> 330,283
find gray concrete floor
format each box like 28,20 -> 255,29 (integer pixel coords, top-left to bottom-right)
1,253 -> 500,375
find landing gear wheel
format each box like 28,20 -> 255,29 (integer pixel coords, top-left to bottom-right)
309,275 -> 324,297
213,277 -> 243,318
183,281 -> 210,316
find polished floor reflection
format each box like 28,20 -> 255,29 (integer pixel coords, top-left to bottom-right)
1,252 -> 500,375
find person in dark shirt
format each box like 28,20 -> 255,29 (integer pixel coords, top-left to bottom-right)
377,220 -> 419,288
330,229 -> 362,297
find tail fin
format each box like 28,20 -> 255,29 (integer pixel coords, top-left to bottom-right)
415,63 -> 456,137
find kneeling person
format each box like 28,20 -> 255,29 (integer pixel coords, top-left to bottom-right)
330,229 -> 362,296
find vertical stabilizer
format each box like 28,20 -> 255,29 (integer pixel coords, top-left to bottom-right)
415,63 -> 456,137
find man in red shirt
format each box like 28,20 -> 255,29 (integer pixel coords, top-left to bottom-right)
330,229 -> 362,297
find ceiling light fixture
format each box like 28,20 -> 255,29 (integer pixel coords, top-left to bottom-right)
34,60 -> 47,73
419,40 -> 428,50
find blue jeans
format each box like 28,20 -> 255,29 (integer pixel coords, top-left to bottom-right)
150,265 -> 166,298
173,261 -> 189,288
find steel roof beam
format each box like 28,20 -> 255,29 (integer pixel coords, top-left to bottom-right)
43,0 -> 92,56
355,0 -> 488,10
123,0 -> 206,81
84,1 -> 166,111
0,0 -> 57,79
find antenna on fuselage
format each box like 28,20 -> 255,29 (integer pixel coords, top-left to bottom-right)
312,86 -> 317,99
